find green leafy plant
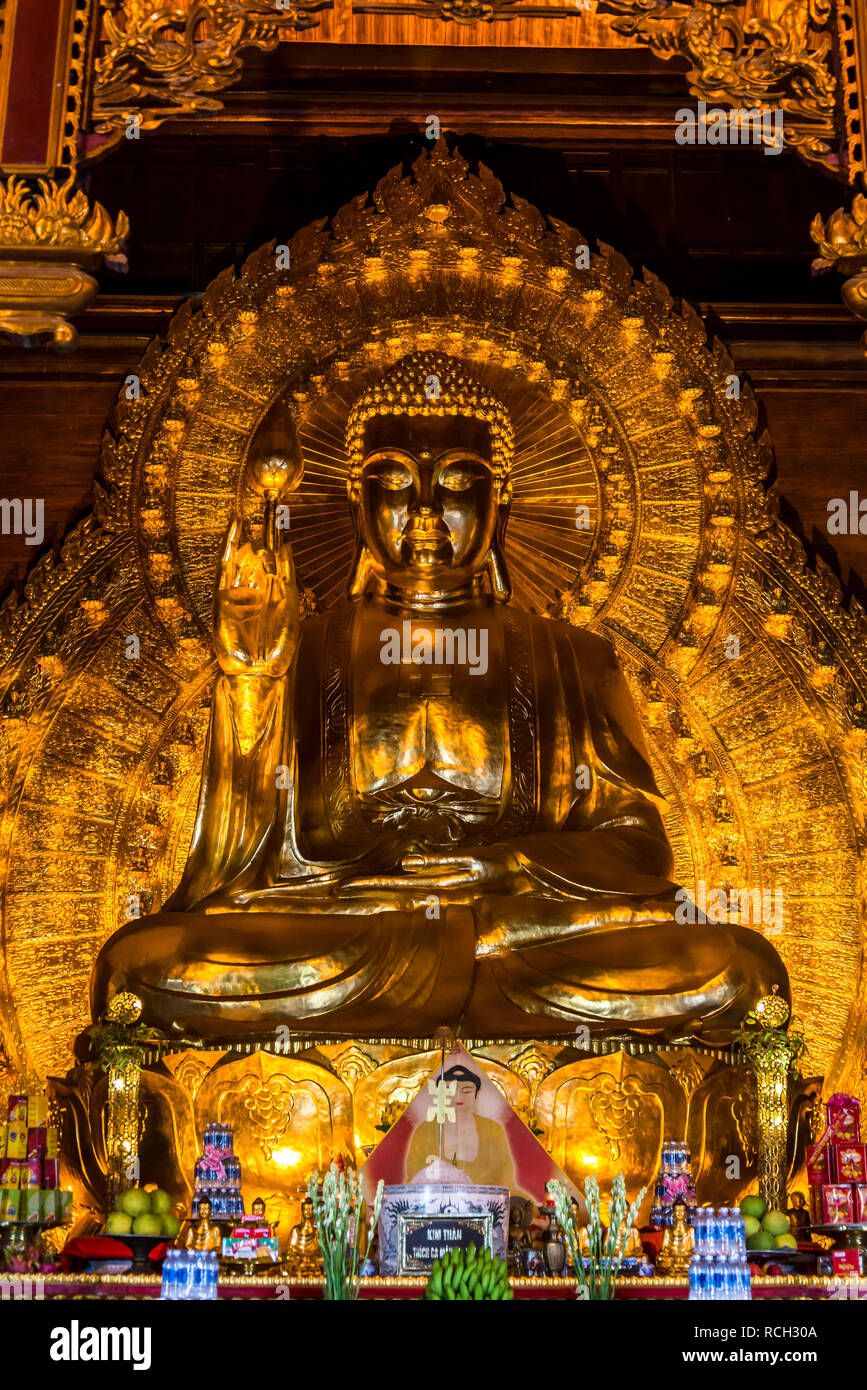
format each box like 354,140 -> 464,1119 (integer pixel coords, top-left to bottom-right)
547,1173 -> 646,1301
306,1164 -> 384,1301
86,1018 -> 165,1073
734,1012 -> 807,1078
424,1244 -> 513,1300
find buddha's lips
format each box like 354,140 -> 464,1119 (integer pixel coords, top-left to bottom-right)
402,516 -> 452,552
403,530 -> 451,550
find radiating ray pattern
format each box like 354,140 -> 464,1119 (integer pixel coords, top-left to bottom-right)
288,367 -> 597,612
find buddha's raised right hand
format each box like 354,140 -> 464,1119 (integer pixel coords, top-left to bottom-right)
213,515 -> 300,677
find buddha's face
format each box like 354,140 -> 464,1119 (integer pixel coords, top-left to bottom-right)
453,1080 -> 479,1112
197,1199 -> 211,1220
358,415 -> 504,593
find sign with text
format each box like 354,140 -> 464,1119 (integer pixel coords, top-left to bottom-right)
397,1213 -> 491,1274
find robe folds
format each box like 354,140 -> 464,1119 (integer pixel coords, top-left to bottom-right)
91,597 -> 789,1041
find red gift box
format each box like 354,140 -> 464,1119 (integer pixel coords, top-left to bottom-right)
833,1141 -> 867,1183
807,1142 -> 834,1185
821,1183 -> 854,1224
826,1093 -> 861,1144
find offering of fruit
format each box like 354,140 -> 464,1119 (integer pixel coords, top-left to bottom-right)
746,1231 -> 768,1251
424,1246 -> 514,1301
774,1233 -> 798,1250
104,1185 -> 180,1239
132,1212 -> 163,1236
761,1209 -> 790,1238
740,1195 -> 768,1222
118,1188 -> 151,1219
742,1215 -> 761,1238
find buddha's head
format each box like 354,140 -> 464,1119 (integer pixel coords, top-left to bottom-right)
345,352 -> 514,603
442,1063 -> 482,1115
196,1198 -> 212,1220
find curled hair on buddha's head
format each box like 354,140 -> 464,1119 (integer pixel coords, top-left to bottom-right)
344,350 -> 514,483
344,351 -> 514,603
442,1063 -> 482,1094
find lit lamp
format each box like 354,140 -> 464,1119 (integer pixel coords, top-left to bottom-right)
245,399 -> 304,549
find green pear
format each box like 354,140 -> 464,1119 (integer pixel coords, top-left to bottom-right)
740,1195 -> 768,1221
118,1188 -> 151,1218
761,1210 -> 790,1237
132,1212 -> 163,1236
774,1233 -> 798,1250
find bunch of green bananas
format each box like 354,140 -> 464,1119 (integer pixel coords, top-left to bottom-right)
424,1244 -> 514,1300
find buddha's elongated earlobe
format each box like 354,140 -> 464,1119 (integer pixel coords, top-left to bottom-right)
486,487 -> 512,601
347,540 -> 374,598
485,540 -> 511,602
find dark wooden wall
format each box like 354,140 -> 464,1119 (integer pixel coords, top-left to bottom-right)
0,72 -> 863,602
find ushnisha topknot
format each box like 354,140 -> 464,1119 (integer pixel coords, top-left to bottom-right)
345,351 -> 514,481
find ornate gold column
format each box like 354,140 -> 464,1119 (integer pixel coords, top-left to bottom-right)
736,992 -> 807,1213
89,993 -> 155,1205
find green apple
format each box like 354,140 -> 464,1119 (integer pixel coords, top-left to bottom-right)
761,1210 -> 790,1237
774,1233 -> 798,1250
161,1214 -> 181,1239
740,1195 -> 768,1221
105,1211 -> 133,1235
746,1231 -> 768,1250
150,1189 -> 172,1215
132,1212 -> 163,1236
742,1215 -> 762,1238
119,1188 -> 151,1218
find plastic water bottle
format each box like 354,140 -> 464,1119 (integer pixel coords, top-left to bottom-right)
693,1208 -> 709,1257
159,1249 -> 175,1300
208,1250 -> 219,1301
191,1251 -> 207,1300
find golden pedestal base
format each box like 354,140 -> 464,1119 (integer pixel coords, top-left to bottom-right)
49,1039 -> 820,1251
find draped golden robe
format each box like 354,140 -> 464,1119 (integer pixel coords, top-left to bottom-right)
91,597 -> 788,1041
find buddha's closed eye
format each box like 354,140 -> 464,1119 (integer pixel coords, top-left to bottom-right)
438,464 -> 482,491
372,464 -> 414,490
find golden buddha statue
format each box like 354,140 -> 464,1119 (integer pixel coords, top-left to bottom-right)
91,351 -> 788,1043
182,1197 -> 223,1253
286,1196 -> 323,1277
578,1221 -> 643,1261
655,1198 -> 695,1276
